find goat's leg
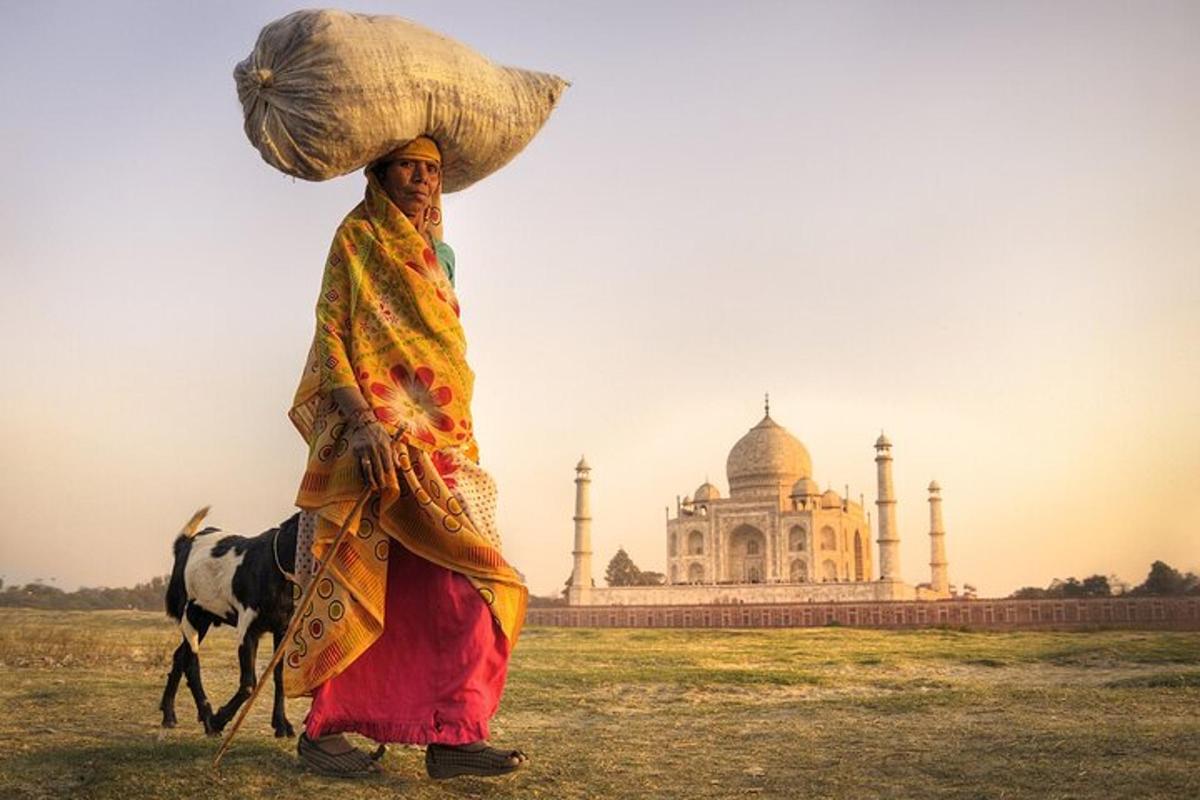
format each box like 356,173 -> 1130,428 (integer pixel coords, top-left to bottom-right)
180,613 -> 217,735
211,632 -> 259,733
269,627 -> 295,738
158,639 -> 190,728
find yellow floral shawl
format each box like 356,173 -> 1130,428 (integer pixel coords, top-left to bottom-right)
284,173 -> 527,697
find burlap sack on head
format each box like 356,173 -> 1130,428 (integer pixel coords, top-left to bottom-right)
234,9 -> 568,191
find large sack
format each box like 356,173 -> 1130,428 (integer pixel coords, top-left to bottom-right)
234,9 -> 567,191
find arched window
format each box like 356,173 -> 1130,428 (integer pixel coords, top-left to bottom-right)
790,559 -> 807,582
669,532 -> 677,556
688,530 -> 704,555
821,559 -> 838,582
688,562 -> 704,584
853,530 -> 864,581
820,526 -> 837,550
748,567 -> 761,583
746,539 -> 760,556
788,526 -> 807,552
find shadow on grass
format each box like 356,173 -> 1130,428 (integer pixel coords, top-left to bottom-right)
1104,670 -> 1200,688
0,736 -> 416,800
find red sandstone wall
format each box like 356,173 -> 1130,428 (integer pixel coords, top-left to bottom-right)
526,596 -> 1200,631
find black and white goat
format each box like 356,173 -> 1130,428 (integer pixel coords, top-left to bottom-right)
159,507 -> 298,738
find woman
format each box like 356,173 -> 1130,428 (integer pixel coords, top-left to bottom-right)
285,136 -> 529,778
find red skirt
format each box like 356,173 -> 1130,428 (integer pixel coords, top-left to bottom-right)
304,540 -> 510,744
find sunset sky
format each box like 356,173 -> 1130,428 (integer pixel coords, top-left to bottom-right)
1,0 -> 1197,599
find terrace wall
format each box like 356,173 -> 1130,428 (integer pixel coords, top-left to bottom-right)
526,596 -> 1200,631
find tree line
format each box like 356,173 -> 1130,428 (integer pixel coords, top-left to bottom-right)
1009,561 -> 1199,599
0,576 -> 167,611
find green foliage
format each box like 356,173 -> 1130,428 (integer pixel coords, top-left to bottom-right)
1010,563 -> 1200,599
1010,574 -> 1112,599
0,576 -> 167,611
1130,561 -> 1200,597
604,548 -> 664,586
605,548 -> 640,586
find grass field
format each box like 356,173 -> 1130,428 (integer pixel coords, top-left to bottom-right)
0,609 -> 1197,799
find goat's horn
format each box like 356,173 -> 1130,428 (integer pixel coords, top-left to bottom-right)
180,506 -> 211,538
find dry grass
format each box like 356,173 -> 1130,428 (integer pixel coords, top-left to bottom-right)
0,609 -> 1197,799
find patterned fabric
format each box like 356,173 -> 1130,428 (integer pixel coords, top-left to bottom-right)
285,172 -> 527,698
304,539 -> 509,744
437,448 -> 502,551
295,511 -> 319,589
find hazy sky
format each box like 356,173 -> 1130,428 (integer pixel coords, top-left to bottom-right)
1,1 -> 1197,598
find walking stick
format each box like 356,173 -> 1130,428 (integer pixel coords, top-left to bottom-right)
213,486 -> 373,767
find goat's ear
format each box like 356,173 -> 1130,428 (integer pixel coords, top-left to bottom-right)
180,506 -> 211,538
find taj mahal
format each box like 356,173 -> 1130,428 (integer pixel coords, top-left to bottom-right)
566,401 -> 952,606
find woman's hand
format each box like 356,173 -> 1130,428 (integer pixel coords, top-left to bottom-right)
348,416 -> 397,491
328,386 -> 404,491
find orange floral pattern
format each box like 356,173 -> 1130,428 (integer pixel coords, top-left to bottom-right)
285,172 -> 526,697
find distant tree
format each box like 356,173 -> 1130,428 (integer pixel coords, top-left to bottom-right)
1012,573 -> 1112,599
637,571 -> 666,586
1107,574 -> 1131,596
1131,561 -> 1199,596
605,548 -> 642,587
0,575 -> 169,610
1051,577 -> 1085,597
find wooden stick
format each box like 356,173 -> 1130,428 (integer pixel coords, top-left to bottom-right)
213,487 -> 373,768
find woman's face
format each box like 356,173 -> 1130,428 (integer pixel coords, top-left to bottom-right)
381,158 -> 441,223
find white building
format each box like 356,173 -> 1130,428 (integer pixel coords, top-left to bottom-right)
567,405 -> 951,606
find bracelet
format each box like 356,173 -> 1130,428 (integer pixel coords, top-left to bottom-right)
346,407 -> 377,430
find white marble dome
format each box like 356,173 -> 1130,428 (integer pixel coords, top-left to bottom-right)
726,414 -> 813,497
820,489 -> 843,509
790,476 -> 821,498
694,482 -> 721,502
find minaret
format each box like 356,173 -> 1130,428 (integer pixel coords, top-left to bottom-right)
927,480 -> 949,595
568,456 -> 593,605
874,433 -> 901,582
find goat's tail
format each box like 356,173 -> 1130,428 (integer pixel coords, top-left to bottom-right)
179,506 -> 211,539
166,506 -> 210,620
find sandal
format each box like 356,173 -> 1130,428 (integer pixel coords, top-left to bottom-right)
425,741 -> 528,779
297,731 -> 385,777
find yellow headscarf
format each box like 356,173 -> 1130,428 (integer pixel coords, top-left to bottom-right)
374,136 -> 444,242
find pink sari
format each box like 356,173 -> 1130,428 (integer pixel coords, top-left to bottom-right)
304,538 -> 510,744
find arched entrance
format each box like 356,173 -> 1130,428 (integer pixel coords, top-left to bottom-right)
820,526 -> 837,551
788,525 -> 806,552
790,559 -> 808,582
726,525 -> 767,583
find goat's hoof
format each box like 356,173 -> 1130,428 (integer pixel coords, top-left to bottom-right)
161,718 -> 177,729
274,725 -> 295,739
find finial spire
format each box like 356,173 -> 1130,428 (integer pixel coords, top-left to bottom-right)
764,392 -> 770,417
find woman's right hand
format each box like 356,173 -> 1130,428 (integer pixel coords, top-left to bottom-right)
348,417 -> 397,491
